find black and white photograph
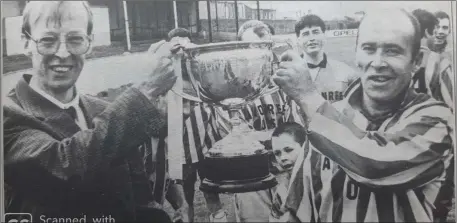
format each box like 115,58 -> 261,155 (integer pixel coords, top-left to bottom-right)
1,0 -> 456,222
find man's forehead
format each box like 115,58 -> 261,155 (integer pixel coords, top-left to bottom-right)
358,11 -> 415,43
438,18 -> 450,25
300,26 -> 322,33
28,2 -> 89,31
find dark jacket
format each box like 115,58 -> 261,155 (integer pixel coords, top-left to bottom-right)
4,74 -> 170,222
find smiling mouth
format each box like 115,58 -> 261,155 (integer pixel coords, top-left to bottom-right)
369,75 -> 393,83
282,163 -> 293,170
49,65 -> 73,73
435,36 -> 446,42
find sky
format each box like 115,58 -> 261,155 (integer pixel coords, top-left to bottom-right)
239,1 -> 453,20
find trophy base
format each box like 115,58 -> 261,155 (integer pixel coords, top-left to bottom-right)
200,174 -> 277,194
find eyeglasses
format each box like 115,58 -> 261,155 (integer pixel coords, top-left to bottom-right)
24,30 -> 91,56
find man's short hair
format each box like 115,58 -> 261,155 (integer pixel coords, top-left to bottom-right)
266,23 -> 275,35
295,14 -> 326,37
412,9 -> 437,37
435,11 -> 450,20
356,9 -> 422,61
237,20 -> 270,40
22,1 -> 93,38
272,122 -> 307,146
167,28 -> 192,41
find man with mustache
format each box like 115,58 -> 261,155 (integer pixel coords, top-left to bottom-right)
3,1 -> 179,222
275,9 -> 454,222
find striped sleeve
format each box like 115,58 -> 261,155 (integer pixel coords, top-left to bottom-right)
307,100 -> 453,189
438,59 -> 454,111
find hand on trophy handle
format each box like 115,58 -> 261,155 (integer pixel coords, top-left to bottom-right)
135,41 -> 183,101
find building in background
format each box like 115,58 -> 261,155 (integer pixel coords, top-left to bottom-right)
198,1 -> 276,20
107,1 -> 198,41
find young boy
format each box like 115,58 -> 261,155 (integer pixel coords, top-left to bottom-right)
233,122 -> 308,222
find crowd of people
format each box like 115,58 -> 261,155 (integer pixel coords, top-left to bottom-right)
3,1 -> 454,223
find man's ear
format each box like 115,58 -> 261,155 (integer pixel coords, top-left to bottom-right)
424,28 -> 433,39
85,34 -> 95,55
21,34 -> 32,57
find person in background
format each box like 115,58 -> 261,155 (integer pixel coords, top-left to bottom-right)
167,28 -> 193,47
412,9 -> 455,223
275,9 -> 454,222
230,17 -> 357,222
4,1 -> 179,222
411,9 -> 454,110
294,14 -> 357,103
431,11 -> 452,55
233,122 -> 308,222
266,23 -> 276,35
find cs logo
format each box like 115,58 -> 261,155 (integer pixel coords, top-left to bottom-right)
4,213 -> 32,223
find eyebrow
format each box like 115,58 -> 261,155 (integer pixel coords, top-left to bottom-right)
360,42 -> 404,49
382,43 -> 405,51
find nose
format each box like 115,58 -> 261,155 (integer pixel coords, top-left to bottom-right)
54,42 -> 71,58
370,50 -> 386,70
437,28 -> 445,35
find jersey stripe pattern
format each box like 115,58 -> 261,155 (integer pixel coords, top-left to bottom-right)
413,47 -> 454,111
283,81 -> 454,222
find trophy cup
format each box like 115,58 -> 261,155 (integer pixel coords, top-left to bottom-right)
176,40 -> 279,193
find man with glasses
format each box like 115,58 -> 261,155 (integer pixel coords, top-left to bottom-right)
4,1 -> 180,222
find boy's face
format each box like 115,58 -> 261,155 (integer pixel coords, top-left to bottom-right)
272,133 -> 302,170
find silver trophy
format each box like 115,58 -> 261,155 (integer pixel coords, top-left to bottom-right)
176,40 -> 279,193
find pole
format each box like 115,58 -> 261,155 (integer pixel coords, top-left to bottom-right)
206,0 -> 213,42
173,0 -> 179,28
257,0 -> 260,20
122,1 -> 131,51
234,0 -> 239,33
215,0 -> 219,32
168,0 -> 185,180
196,1 -> 201,33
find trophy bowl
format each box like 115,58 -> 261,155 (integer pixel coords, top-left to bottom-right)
183,40 -> 277,109
182,41 -> 278,193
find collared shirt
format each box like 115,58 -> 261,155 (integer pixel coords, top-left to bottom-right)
284,82 -> 454,222
301,53 -> 328,81
299,53 -> 357,103
29,77 -> 88,130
